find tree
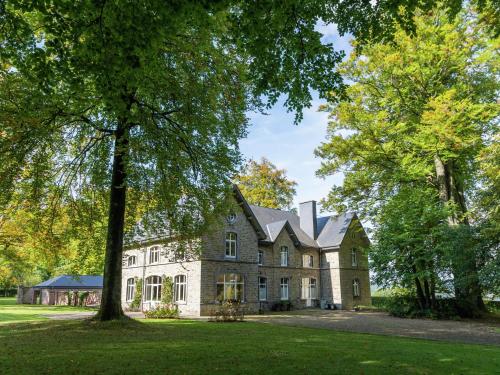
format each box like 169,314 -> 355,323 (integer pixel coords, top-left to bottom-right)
2,1 -> 494,321
316,6 -> 499,316
236,158 -> 297,210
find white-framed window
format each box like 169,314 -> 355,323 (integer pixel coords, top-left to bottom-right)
301,277 -> 317,299
353,279 -> 360,297
216,273 -> 244,302
127,256 -> 136,267
280,277 -> 289,300
258,250 -> 264,265
303,254 -> 313,268
145,275 -> 162,301
258,277 -> 267,301
280,246 -> 288,266
174,275 -> 187,303
225,232 -> 237,258
126,278 -> 135,301
149,246 -> 160,264
351,248 -> 358,267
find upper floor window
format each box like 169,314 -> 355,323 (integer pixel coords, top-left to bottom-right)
149,246 -> 160,264
351,248 -> 358,267
127,256 -> 137,267
303,254 -> 313,268
145,275 -> 162,301
126,278 -> 135,301
258,250 -> 264,266
353,279 -> 360,297
280,277 -> 289,300
216,273 -> 244,302
280,246 -> 288,266
225,232 -> 237,258
174,275 -> 187,303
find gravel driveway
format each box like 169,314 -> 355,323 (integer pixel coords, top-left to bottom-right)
247,309 -> 500,346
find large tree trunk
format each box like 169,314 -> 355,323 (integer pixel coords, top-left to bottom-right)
434,155 -> 485,316
98,123 -> 129,321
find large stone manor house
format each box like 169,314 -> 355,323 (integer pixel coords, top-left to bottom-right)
121,186 -> 371,316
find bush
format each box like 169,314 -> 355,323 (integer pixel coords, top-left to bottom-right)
144,305 -> 179,319
210,300 -> 245,322
271,301 -> 293,311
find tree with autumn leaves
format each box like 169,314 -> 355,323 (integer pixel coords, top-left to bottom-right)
316,6 -> 499,316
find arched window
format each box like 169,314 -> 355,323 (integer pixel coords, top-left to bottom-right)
145,275 -> 162,301
353,279 -> 360,297
174,275 -> 187,303
216,273 -> 244,301
225,232 -> 237,258
149,246 -> 160,264
126,278 -> 135,301
351,248 -> 358,267
280,246 -> 288,266
128,256 -> 136,267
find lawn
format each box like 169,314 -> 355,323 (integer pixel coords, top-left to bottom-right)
0,299 -> 498,375
0,297 -> 95,324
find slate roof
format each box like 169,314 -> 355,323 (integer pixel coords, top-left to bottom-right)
248,204 -> 355,249
34,275 -> 103,289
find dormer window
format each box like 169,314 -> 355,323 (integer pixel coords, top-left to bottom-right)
127,256 -> 137,267
280,246 -> 288,266
225,232 -> 237,258
351,248 -> 358,267
149,246 -> 160,264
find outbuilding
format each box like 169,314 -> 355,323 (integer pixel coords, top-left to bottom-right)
17,275 -> 103,306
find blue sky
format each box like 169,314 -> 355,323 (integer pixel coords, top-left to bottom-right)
240,23 -> 353,216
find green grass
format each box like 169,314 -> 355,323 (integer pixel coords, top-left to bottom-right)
0,297 -> 95,324
0,298 -> 498,374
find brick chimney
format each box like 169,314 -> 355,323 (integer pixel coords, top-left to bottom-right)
299,200 -> 317,240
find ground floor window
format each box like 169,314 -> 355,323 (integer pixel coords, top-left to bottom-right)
216,273 -> 244,302
126,278 -> 135,301
174,275 -> 187,303
258,277 -> 267,301
280,277 -> 289,300
301,277 -> 317,299
353,279 -> 360,297
145,275 -> 162,301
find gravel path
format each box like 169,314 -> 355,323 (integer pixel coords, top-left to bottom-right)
246,309 -> 500,346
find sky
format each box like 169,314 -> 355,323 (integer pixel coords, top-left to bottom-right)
240,23 -> 353,216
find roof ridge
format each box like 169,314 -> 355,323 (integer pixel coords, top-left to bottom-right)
249,204 -> 294,214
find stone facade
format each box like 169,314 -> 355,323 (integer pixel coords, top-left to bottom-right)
121,190 -> 371,316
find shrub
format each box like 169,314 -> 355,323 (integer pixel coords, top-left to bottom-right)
130,278 -> 143,309
210,300 -> 245,322
144,305 -> 179,319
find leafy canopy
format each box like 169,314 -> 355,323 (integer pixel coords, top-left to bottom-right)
236,158 -> 297,210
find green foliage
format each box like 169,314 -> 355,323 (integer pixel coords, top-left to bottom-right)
236,158 -> 297,210
144,305 -> 179,319
316,5 -> 499,316
210,300 -> 245,322
130,278 -> 143,310
161,276 -> 174,307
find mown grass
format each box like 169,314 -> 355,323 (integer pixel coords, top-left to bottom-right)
0,297 -> 96,324
0,298 -> 499,374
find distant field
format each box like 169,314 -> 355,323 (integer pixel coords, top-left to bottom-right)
0,298 -> 498,374
0,297 -> 95,324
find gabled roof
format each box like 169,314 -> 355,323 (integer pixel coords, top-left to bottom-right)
34,275 -> 103,289
316,212 -> 356,248
248,203 -> 358,249
249,205 -> 317,247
